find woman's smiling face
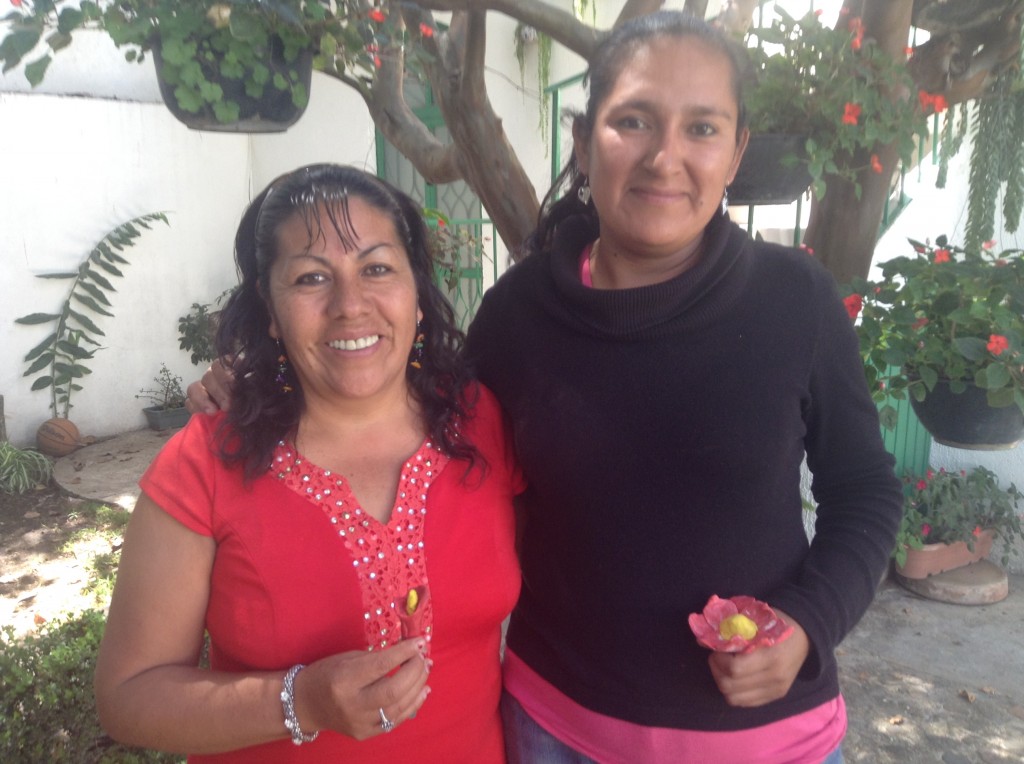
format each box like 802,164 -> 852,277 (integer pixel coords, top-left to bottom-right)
266,197 -> 421,408
575,34 -> 748,267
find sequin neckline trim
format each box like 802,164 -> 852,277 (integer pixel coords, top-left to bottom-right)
272,439 -> 449,652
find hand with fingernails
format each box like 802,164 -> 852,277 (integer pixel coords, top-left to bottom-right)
291,638 -> 432,741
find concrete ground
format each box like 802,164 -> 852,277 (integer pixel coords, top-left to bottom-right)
54,429 -> 1024,763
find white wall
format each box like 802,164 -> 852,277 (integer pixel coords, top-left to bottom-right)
0,29 -> 376,447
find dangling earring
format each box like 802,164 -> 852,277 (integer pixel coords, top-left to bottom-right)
409,321 -> 425,370
720,188 -> 729,216
274,340 -> 294,393
577,180 -> 592,205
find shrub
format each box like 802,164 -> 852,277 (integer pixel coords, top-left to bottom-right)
0,610 -> 182,763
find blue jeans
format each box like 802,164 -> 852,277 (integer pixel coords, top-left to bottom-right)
501,691 -> 845,764
501,692 -> 598,764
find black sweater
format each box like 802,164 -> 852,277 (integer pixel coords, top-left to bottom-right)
466,212 -> 902,731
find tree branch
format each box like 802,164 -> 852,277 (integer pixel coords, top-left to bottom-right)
408,0 -> 603,58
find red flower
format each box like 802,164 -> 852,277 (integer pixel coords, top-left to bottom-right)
419,22 -> 434,37
933,249 -> 951,263
911,317 -> 929,330
373,55 -> 382,69
905,46 -> 914,56
842,102 -> 862,125
926,469 -> 934,479
918,91 -> 949,114
983,239 -> 997,250
688,595 -> 795,654
916,479 -> 927,491
921,523 -> 932,537
843,293 -> 863,320
997,259 -> 1008,267
814,8 -> 823,15
368,7 -> 385,23
871,154 -> 883,174
11,0 -> 23,5
848,17 -> 864,50
987,334 -> 1009,355
973,526 -> 982,537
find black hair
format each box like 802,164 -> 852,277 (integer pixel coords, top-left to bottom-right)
215,163 -> 478,480
528,11 -> 749,255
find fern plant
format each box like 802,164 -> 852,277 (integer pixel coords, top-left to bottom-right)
15,212 -> 169,418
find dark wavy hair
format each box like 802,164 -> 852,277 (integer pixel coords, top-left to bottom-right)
528,11 -> 750,255
215,163 -> 477,480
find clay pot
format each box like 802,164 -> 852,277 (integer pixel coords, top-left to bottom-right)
895,529 -> 995,579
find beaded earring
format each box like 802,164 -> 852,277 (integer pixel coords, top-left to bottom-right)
577,180 -> 592,205
410,322 -> 425,370
275,340 -> 294,393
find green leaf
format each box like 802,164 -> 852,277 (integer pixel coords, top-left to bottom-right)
988,387 -> 1016,407
24,55 -> 52,87
36,271 -> 77,280
918,365 -> 939,391
15,313 -> 60,325
71,293 -> 114,317
213,100 -> 241,123
93,259 -> 124,278
83,268 -> 115,292
984,363 -> 1011,389
66,308 -> 104,336
30,376 -> 54,391
24,354 -> 54,375
955,337 -> 988,361
76,280 -> 112,306
23,333 -> 57,362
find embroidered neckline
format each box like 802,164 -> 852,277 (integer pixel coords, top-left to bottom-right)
272,439 -> 449,652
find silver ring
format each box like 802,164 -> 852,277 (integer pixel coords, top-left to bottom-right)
378,707 -> 395,733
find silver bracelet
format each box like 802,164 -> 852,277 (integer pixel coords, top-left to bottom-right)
280,663 -> 319,745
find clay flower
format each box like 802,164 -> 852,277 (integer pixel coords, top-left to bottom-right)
397,585 -> 429,639
688,595 -> 794,654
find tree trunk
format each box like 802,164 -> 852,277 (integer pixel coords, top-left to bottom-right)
804,0 -> 914,284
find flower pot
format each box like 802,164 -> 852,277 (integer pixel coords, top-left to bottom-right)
896,530 -> 995,579
909,379 -> 1024,450
729,133 -> 812,206
143,406 -> 191,432
152,40 -> 312,133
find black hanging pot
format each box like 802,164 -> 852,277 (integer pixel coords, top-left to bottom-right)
152,35 -> 312,133
909,378 -> 1024,450
729,133 -> 812,206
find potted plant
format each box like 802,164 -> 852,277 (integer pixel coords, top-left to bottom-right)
136,364 -> 190,431
2,1 -> 315,132
843,235 -> 1024,448
177,287 -> 234,366
736,8 -> 937,204
894,465 -> 1023,578
14,212 -> 168,455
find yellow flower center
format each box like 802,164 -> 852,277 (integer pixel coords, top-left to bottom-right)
406,589 -> 419,615
719,613 -> 758,640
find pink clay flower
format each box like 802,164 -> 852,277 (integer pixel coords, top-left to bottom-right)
688,595 -> 794,654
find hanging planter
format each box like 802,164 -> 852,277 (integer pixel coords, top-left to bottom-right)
910,379 -> 1024,449
729,133 -> 811,206
152,37 -> 312,133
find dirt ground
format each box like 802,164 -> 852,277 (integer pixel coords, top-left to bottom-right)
0,485 -> 119,638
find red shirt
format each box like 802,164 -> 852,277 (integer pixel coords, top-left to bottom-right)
141,385 -> 522,763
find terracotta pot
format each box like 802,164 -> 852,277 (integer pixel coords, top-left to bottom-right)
909,379 -> 1024,450
896,529 -> 995,579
